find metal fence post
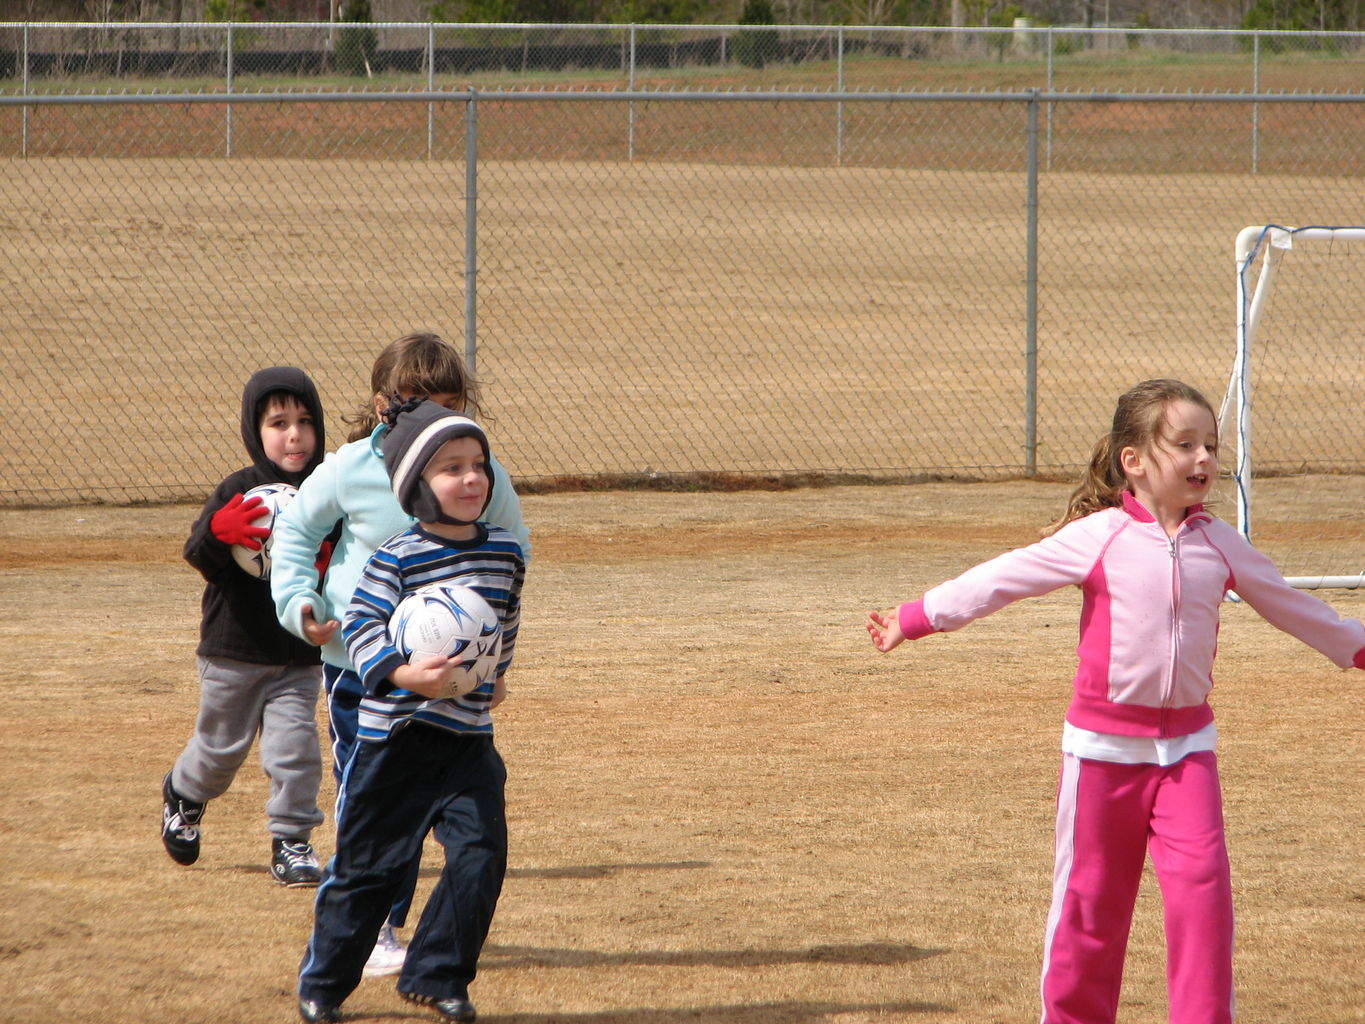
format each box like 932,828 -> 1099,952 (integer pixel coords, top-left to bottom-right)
1025,90 -> 1040,477
225,22 -> 234,158
465,88 -> 479,375
628,24 -> 637,163
21,22 -> 28,157
427,22 -> 435,159
835,27 -> 844,167
1045,26 -> 1054,171
1252,32 -> 1260,174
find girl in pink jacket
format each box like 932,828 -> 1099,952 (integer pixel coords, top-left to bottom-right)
867,378 -> 1365,1024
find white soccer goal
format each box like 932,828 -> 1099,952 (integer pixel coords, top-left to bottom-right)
1220,225 -> 1365,589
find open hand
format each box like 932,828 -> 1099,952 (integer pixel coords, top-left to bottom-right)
210,493 -> 270,549
866,608 -> 906,653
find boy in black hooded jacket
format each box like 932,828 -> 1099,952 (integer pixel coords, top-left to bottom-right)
161,366 -> 331,886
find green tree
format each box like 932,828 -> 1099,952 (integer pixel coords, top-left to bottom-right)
984,1 -> 1023,56
615,0 -> 703,22
203,0 -> 267,19
1242,0 -> 1361,30
734,0 -> 777,67
886,0 -> 951,25
336,0 -> 377,75
424,0 -> 507,20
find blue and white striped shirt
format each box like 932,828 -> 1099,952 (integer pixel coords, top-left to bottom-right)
343,523 -> 524,742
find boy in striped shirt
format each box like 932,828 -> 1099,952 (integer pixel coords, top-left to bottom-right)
298,399 -> 525,1024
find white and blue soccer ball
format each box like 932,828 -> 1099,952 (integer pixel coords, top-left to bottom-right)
230,482 -> 298,579
388,583 -> 503,698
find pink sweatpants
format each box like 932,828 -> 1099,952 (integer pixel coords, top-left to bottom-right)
1039,752 -> 1235,1024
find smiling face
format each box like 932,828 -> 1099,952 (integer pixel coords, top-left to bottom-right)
1121,398 -> 1218,534
259,395 -> 317,477
421,435 -> 489,539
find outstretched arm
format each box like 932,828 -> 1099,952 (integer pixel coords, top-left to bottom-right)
1214,521 -> 1365,668
867,517 -> 1100,656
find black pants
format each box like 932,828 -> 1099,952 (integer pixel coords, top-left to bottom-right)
298,725 -> 507,1007
324,664 -> 421,926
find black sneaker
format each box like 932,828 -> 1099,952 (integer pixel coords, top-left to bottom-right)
161,771 -> 205,866
271,836 -> 322,887
298,997 -> 341,1023
399,990 -> 477,1023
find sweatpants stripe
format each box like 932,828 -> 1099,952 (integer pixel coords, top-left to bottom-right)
1039,753 -> 1081,1024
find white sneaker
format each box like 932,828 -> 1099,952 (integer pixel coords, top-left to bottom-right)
362,922 -> 407,977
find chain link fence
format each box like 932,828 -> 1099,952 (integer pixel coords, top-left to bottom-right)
2,25 -> 1364,575
3,23 -> 1364,92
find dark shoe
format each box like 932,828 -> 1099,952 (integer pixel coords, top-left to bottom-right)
298,997 -> 341,1023
399,989 -> 476,1023
161,771 -> 205,866
271,836 -> 322,887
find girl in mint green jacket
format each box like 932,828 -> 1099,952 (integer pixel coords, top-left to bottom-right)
271,332 -> 530,979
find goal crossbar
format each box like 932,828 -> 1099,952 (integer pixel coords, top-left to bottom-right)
1225,224 -> 1365,590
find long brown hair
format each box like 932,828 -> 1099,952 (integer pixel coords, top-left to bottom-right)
344,332 -> 485,443
1044,378 -> 1216,535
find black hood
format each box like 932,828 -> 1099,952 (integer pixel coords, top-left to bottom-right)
239,366 -> 326,486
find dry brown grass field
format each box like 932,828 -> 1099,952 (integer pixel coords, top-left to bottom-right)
2,50 -> 1362,1023
1,481 -> 1361,1024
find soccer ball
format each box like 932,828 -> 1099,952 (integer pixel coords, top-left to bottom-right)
388,583 -> 504,698
230,482 -> 298,580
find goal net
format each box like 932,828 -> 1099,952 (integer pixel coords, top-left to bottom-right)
1220,225 -> 1365,589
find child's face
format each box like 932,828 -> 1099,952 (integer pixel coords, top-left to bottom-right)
422,436 -> 488,527
1124,399 -> 1218,512
260,396 -> 317,476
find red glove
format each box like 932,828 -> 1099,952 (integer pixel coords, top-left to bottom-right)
313,539 -> 335,577
210,493 -> 271,550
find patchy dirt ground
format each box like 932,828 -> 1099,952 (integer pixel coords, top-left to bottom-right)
1,482 -> 1361,1024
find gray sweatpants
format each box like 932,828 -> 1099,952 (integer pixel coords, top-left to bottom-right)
172,655 -> 325,839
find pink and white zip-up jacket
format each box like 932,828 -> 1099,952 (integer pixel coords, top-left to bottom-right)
897,492 -> 1365,738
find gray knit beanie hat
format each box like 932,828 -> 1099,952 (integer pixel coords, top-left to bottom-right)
382,398 -> 493,525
